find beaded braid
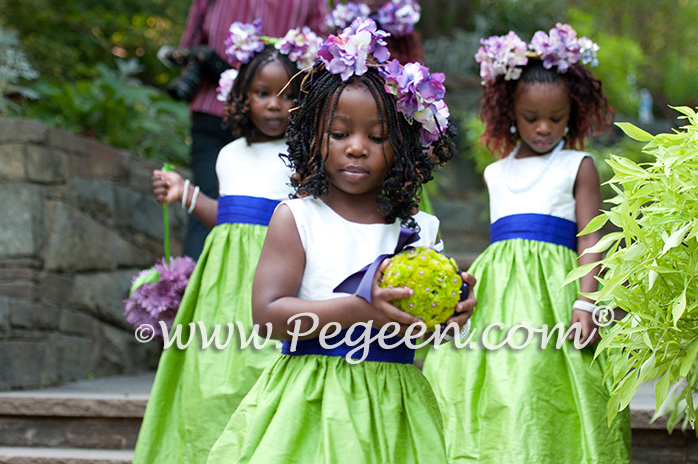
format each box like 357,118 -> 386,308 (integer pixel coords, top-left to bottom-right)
479,59 -> 613,158
223,44 -> 301,142
283,66 -> 457,229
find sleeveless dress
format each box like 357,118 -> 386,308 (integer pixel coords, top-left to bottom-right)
206,197 -> 448,464
133,138 -> 294,464
422,149 -> 631,463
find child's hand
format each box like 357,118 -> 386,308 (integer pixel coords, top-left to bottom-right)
434,272 -> 477,339
568,309 -> 601,345
152,170 -> 184,205
365,258 -> 422,336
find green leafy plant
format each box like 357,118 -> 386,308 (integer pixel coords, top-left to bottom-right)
26,60 -> 190,166
0,25 -> 39,116
564,106 -> 698,432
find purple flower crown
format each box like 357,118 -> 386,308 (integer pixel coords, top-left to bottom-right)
476,23 -> 600,85
316,17 -> 448,146
223,19 -> 322,70
219,20 -> 322,101
326,0 -> 421,38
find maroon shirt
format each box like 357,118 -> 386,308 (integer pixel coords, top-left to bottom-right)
180,0 -> 328,118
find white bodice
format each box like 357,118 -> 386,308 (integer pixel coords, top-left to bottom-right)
216,138 -> 295,200
283,197 -> 440,302
484,149 -> 591,224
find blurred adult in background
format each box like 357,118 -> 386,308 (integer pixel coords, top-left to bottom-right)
171,0 -> 327,259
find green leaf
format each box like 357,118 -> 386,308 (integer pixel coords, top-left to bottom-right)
129,269 -> 161,296
562,262 -> 599,287
582,231 -> 623,255
662,223 -> 690,256
655,373 -> 672,411
672,288 -> 687,326
615,122 -> 655,142
578,212 -> 608,236
679,342 -> 698,377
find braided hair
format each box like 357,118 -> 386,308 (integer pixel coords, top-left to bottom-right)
284,66 -> 457,229
479,59 -> 613,158
224,44 -> 301,142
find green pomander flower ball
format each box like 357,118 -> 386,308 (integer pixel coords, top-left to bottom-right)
379,246 -> 462,330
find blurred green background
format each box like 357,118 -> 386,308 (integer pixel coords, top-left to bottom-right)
1,0 -> 696,181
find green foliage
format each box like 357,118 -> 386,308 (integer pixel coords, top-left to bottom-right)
0,25 -> 39,116
567,8 -> 645,117
25,60 -> 190,165
569,0 -> 698,112
566,107 -> 698,431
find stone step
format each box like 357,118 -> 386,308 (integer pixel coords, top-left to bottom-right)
0,373 -> 152,450
1,372 -> 696,463
0,446 -> 133,464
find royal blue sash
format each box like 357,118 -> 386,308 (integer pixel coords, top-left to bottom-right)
216,195 -> 280,226
281,328 -> 415,364
490,213 -> 577,251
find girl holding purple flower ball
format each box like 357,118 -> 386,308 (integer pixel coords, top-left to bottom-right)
133,22 -> 322,464
206,18 -> 476,464
423,24 -> 631,463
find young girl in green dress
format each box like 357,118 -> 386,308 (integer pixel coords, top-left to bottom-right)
423,24 -> 631,463
206,18 -> 476,464
133,23 -> 321,464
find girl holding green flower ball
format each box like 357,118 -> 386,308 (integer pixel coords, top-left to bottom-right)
423,24 -> 631,463
206,18 -> 476,464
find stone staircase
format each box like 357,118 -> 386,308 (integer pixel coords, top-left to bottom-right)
0,372 -> 696,463
0,373 -> 152,464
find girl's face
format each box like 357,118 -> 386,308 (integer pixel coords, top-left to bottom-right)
246,59 -> 294,142
513,81 -> 570,158
322,82 -> 395,201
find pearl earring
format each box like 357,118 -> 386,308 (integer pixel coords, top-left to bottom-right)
563,127 -> 569,136
509,125 -> 517,134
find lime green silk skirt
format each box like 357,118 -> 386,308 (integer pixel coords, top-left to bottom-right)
423,238 -> 631,463
133,223 -> 279,464
207,353 -> 447,463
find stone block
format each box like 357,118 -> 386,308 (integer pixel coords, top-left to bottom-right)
25,144 -> 69,184
46,126 -> 90,155
8,298 -> 60,330
55,333 -> 96,381
0,184 -> 44,259
0,144 -> 26,181
65,178 -> 116,225
64,137 -> 129,181
43,201 -> 149,272
0,118 -> 48,144
59,310 -> 96,337
38,273 -> 74,306
94,325 -> 137,377
70,270 -> 134,329
124,154 -> 161,194
113,186 -> 165,241
0,334 -> 59,389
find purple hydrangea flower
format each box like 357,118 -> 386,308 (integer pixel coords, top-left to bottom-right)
325,2 -> 371,32
373,0 -> 421,37
224,19 -> 265,69
123,256 -> 196,338
318,18 -> 390,81
528,23 -> 599,73
216,68 -> 238,102
475,31 -> 529,84
379,59 -> 449,146
275,26 -> 323,69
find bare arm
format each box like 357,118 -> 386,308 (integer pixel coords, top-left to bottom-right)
569,156 -> 602,344
152,170 -> 218,228
252,204 -> 422,340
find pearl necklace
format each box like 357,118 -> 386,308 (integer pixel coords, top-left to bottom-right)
505,140 -> 564,193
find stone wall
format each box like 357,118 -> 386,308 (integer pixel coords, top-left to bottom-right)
0,118 -> 188,390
